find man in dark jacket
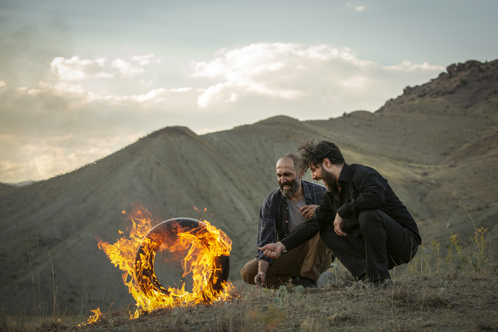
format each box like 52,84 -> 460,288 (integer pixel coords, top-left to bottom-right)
260,141 -> 421,286
240,154 -> 333,288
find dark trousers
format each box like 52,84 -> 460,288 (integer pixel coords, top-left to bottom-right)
319,209 -> 418,281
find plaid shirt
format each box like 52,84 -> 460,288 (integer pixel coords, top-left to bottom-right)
257,180 -> 326,264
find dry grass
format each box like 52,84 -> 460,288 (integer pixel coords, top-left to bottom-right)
4,268 -> 496,331
50,271 -> 495,332
2,230 -> 498,332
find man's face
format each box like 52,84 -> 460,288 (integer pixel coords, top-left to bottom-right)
311,163 -> 338,193
276,158 -> 301,199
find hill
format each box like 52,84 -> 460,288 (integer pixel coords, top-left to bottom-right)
0,59 -> 497,315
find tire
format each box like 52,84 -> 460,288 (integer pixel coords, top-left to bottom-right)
134,218 -> 230,303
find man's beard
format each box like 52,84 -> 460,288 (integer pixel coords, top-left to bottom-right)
321,169 -> 339,193
279,178 -> 300,198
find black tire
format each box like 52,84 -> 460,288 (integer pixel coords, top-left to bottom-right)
134,218 -> 230,303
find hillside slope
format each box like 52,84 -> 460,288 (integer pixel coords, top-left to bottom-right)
0,59 -> 497,314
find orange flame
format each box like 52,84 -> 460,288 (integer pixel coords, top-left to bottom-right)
96,205 -> 234,319
87,308 -> 103,324
78,307 -> 103,327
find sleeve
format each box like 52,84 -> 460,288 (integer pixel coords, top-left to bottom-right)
256,194 -> 277,264
337,167 -> 387,219
280,216 -> 321,250
281,192 -> 333,250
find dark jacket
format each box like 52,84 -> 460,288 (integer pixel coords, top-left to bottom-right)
282,163 -> 421,250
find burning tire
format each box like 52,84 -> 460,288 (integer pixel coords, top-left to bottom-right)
134,218 -> 230,306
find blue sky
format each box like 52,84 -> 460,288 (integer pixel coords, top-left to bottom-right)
1,0 -> 497,182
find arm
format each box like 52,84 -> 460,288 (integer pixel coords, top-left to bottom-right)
279,192 -> 335,251
256,194 -> 278,265
337,166 -> 388,220
280,216 -> 321,250
254,260 -> 270,287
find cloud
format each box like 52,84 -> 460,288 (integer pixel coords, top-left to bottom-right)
346,3 -> 366,12
108,87 -> 192,103
0,135 -> 142,182
131,54 -> 161,66
383,61 -> 444,72
50,54 -> 160,85
0,44 -> 445,182
111,58 -> 144,77
191,43 -> 443,110
51,56 -> 113,81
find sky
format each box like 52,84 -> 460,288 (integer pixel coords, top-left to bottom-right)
0,0 -> 497,183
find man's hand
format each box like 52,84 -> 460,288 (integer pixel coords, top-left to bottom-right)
334,213 -> 347,236
258,242 -> 286,259
254,271 -> 266,287
255,260 -> 270,288
299,204 -> 319,219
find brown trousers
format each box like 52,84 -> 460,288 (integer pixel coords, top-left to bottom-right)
239,233 -> 334,288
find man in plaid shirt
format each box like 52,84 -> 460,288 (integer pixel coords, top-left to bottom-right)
240,154 -> 334,288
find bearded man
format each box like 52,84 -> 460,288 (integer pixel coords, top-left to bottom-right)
259,141 -> 421,287
240,153 -> 334,288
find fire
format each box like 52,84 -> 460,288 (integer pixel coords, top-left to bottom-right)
87,308 -> 103,324
96,205 -> 234,319
78,307 -> 103,327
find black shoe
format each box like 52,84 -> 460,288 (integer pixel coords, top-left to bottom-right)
296,276 -> 318,289
291,276 -> 300,285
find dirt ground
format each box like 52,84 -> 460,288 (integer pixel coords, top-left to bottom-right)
25,271 -> 498,332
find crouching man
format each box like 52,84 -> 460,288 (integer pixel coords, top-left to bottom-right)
260,141 -> 421,287
240,154 -> 334,288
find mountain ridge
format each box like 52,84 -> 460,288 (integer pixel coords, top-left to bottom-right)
1,59 -> 497,314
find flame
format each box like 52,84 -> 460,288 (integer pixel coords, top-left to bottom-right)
87,308 -> 103,324
96,205 -> 234,319
78,307 -> 103,327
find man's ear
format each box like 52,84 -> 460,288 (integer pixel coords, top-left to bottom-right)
298,170 -> 304,179
322,158 -> 331,168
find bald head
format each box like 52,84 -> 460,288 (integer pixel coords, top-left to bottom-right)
277,153 -> 300,172
276,154 -> 303,199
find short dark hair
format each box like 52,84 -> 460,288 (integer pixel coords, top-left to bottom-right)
298,140 -> 345,172
278,153 -> 301,172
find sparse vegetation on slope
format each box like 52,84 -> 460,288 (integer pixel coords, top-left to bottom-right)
0,59 -> 497,323
1,229 -> 497,332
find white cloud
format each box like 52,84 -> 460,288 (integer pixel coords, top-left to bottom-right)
191,43 -> 443,109
341,76 -> 367,88
111,58 -> 144,77
131,54 -> 161,66
0,45 -> 445,182
0,133 -> 144,182
51,56 -> 113,81
197,82 -> 234,108
347,3 -> 366,12
383,60 -> 444,72
50,54 -> 160,85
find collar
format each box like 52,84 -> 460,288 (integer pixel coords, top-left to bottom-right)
338,163 -> 350,183
301,180 -> 313,201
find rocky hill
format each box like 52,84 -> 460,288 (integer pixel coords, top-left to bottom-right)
0,59 -> 497,315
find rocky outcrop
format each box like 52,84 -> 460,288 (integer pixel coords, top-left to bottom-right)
379,59 -> 498,113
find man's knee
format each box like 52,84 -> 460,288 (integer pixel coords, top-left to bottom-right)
358,209 -> 382,227
240,259 -> 258,284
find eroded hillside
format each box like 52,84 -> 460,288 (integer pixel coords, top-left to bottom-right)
0,59 -> 497,315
